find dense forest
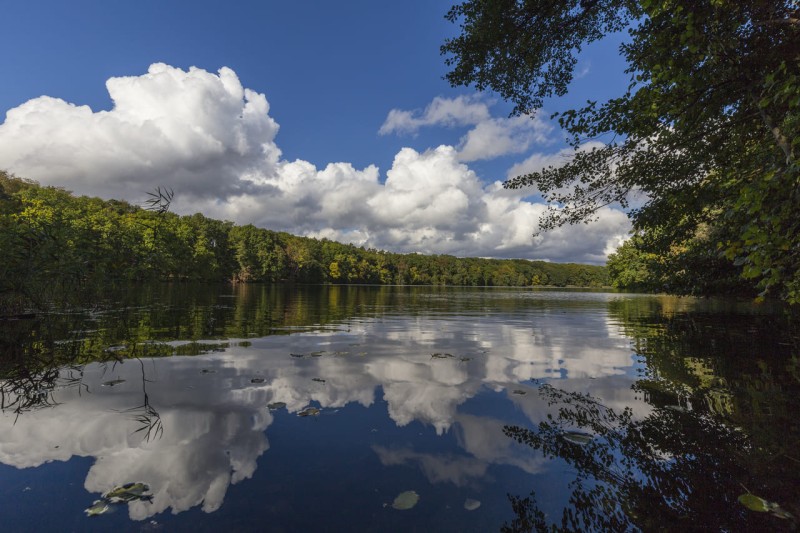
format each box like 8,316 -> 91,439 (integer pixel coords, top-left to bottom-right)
0,173 -> 608,312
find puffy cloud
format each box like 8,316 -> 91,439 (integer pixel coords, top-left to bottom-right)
379,95 -> 554,162
0,64 -> 630,263
457,114 -> 553,162
0,63 -> 280,203
378,95 -> 491,135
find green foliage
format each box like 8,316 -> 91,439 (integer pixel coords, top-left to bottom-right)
442,0 -> 638,115
606,236 -> 657,290
608,230 -> 756,296
442,0 -> 800,302
0,174 -> 609,313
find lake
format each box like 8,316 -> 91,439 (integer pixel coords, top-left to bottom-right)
0,285 -> 798,531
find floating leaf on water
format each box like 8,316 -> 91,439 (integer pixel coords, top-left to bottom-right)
459,357 -> 472,362
738,493 -> 792,518
298,407 -> 320,417
334,351 -> 349,356
391,490 -> 419,510
312,378 -> 326,383
512,389 -> 527,395
200,369 -> 216,374
310,351 -> 326,357
464,498 -> 481,511
267,402 -> 286,410
250,378 -> 265,384
290,353 -> 304,358
104,482 -> 152,503
563,431 -> 594,445
431,353 -> 453,359
101,379 -> 125,387
738,493 -> 771,512
85,499 -> 111,516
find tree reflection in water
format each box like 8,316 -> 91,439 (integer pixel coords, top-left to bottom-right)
111,357 -> 164,442
503,383 -> 769,531
0,316 -> 164,441
0,316 -> 88,421
502,302 -> 800,533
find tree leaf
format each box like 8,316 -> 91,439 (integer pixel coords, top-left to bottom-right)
391,490 -> 419,510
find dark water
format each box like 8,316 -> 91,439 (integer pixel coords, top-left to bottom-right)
0,285 -> 798,532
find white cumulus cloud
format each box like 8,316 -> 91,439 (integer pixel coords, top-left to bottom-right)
378,95 -> 491,135
379,95 -> 554,162
0,63 -> 280,202
458,114 -> 553,162
0,63 -> 630,263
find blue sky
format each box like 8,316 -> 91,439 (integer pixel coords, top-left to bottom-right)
0,1 -> 633,263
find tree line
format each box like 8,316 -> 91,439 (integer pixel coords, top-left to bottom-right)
0,174 -> 608,312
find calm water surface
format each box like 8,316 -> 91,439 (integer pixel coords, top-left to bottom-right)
0,285 -> 798,531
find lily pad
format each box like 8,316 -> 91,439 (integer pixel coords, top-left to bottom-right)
391,490 -> 419,510
290,353 -> 304,358
464,498 -> 481,511
738,493 -> 793,518
431,353 -> 453,359
298,407 -> 320,417
250,377 -> 265,384
104,482 -> 152,503
512,389 -> 527,395
739,493 -> 773,513
563,431 -> 594,445
101,379 -> 125,387
85,499 -> 111,516
312,378 -> 326,383
200,369 -> 216,374
268,402 -> 286,410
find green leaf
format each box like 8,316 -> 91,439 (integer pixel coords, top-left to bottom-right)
297,407 -> 320,417
738,493 -> 770,512
391,490 -> 419,510
84,500 -> 111,517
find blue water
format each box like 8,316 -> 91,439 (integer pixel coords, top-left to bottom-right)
0,286 -> 796,531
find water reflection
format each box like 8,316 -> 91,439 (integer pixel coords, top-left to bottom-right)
0,286 -> 796,530
500,300 -> 800,531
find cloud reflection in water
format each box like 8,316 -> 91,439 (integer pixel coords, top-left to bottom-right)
0,308 -> 645,520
